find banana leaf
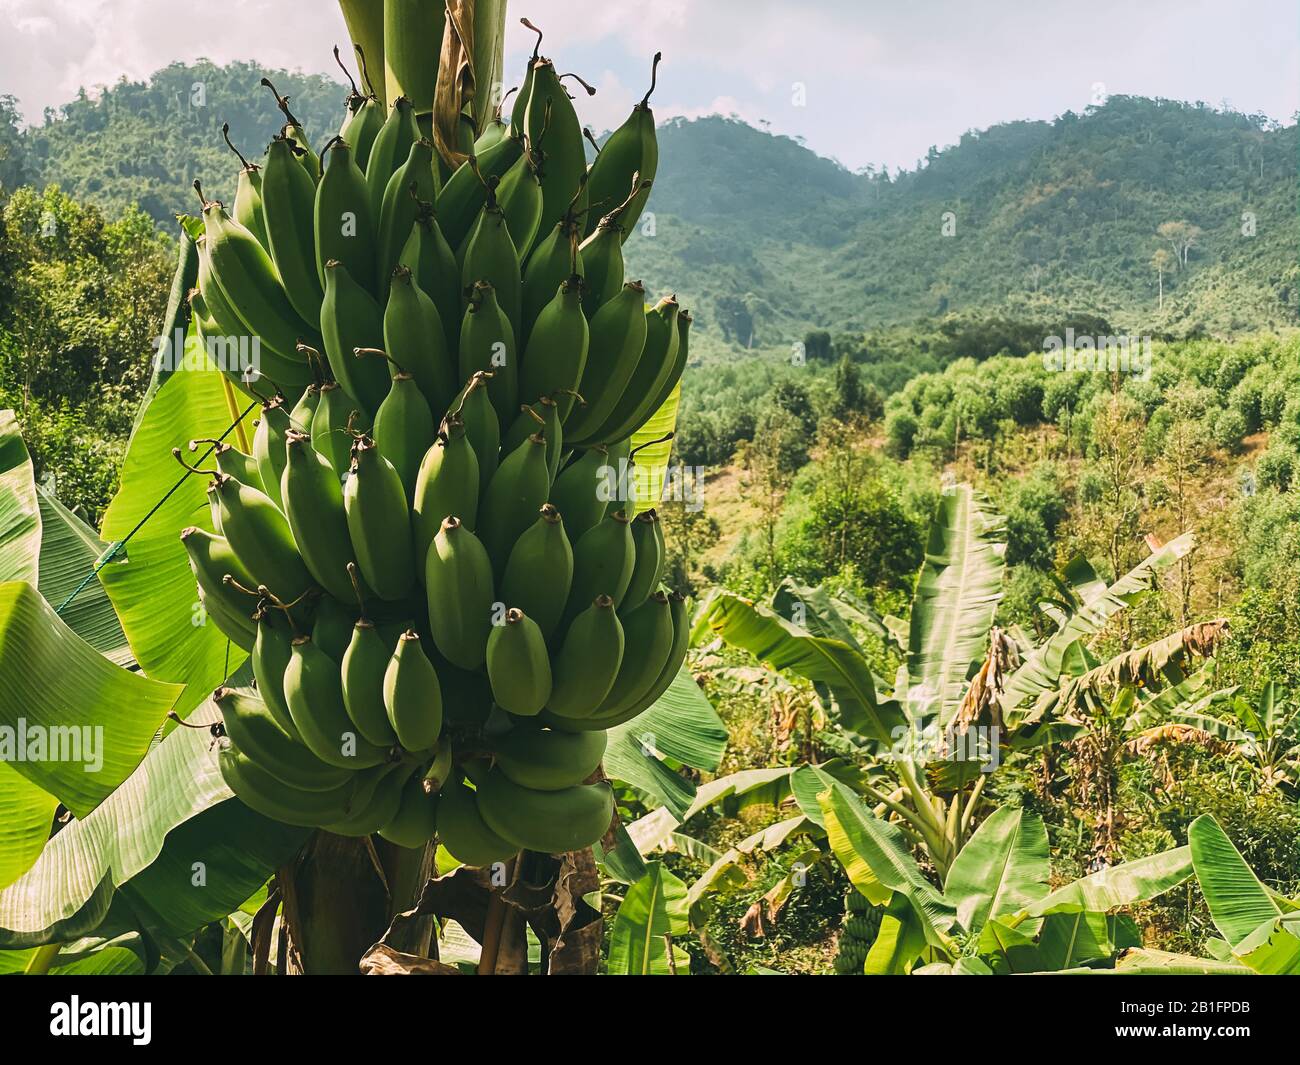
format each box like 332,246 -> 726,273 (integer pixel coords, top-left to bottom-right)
864,891 -> 929,974
0,582 -> 182,816
694,590 -> 903,742
906,484 -> 1006,727
98,350 -> 251,717
0,410 -> 41,584
682,766 -> 797,821
628,381 -> 683,517
0,692 -> 304,951
1189,814 -> 1300,974
1035,911 -> 1141,970
818,780 -> 956,944
607,860 -> 690,975
603,667 -> 727,819
1000,533 -> 1195,720
1049,948 -> 1253,974
943,807 -> 1050,936
0,934 -> 148,975
1022,848 -> 1193,919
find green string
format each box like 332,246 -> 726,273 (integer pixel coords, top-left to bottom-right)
54,401 -> 258,616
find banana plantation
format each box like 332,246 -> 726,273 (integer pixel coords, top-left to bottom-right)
0,0 -> 1294,997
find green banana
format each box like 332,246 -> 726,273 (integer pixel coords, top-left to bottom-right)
179,526 -> 257,649
370,369 -> 436,503
222,124 -> 267,248
502,397 -> 562,480
577,590 -> 689,731
310,380 -> 367,478
436,133 -> 521,251
198,193 -> 316,364
486,608 -> 552,717
593,295 -> 680,444
563,281 -> 649,445
643,306 -> 692,421
451,371 -> 500,495
335,45 -> 384,169
320,259 -> 390,414
548,445 -> 613,541
521,59 -> 589,254
383,266 -> 456,416
500,402 -> 544,462
207,474 -> 314,604
280,429 -> 360,602
311,592 -> 357,663
499,503 -> 572,643
341,604 -> 401,747
260,135 -> 324,325
366,95 -> 420,217
583,53 -> 660,241
344,436 -> 416,601
327,761 -> 413,836
495,140 -> 543,253
544,595 -> 624,719
424,516 -> 494,670
518,277 -> 588,424
378,771 -> 440,847
315,136 -> 376,294
458,178 -> 522,343
594,591 -> 674,716
621,508 -> 665,613
251,394 -> 291,509
478,432 -> 550,574
473,768 -> 614,854
284,635 -> 390,768
491,725 -> 606,791
563,509 -> 635,622
458,281 -> 517,422
521,202 -> 584,340
215,686 -> 352,792
412,413 -> 480,569
383,629 -> 444,751
398,205 -> 462,352
250,603 -> 299,737
577,173 -> 650,317
377,138 -> 439,285
437,777 -> 517,867
218,746 -> 356,828
262,79 -> 320,181
383,0 -> 445,114
195,236 -> 313,394
188,437 -> 262,493
287,373 -> 322,434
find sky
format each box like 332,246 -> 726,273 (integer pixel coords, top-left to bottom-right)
1,0 -> 1296,172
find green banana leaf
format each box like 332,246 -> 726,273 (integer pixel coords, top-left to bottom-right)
0,690 -> 304,952
864,891 -> 929,974
1022,848 -> 1194,919
906,484 -> 1006,726
98,351 -> 251,717
682,766 -> 798,821
0,766 -> 58,892
36,488 -> 132,666
628,381 -> 682,517
694,590 -> 903,742
1000,533 -> 1195,719
129,229 -> 198,440
603,667 -> 727,819
1188,814 -> 1300,974
0,410 -> 41,584
0,582 -> 182,816
0,934 -> 148,975
818,780 -> 956,943
1050,948 -> 1254,975
1035,912 -> 1141,971
607,860 -> 691,975
943,807 -> 1050,937
770,578 -> 866,652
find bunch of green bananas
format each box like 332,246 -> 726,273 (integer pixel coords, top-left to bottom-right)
831,889 -> 882,974
180,32 -> 690,865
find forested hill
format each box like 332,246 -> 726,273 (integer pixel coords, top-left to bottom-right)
4,62 -> 1294,342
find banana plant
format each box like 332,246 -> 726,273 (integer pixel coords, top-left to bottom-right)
819,781 -> 1196,974
1163,681 -> 1300,790
696,483 -> 1198,876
